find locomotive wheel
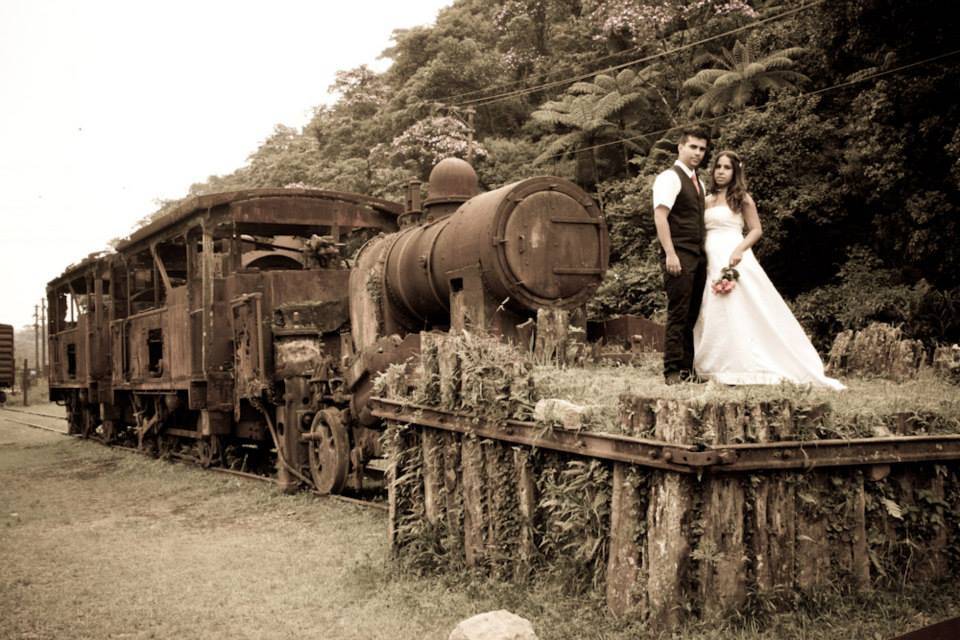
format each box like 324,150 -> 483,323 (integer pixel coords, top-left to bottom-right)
158,433 -> 177,459
196,435 -> 222,468
81,406 -> 99,439
100,420 -> 116,445
307,408 -> 349,495
67,397 -> 83,436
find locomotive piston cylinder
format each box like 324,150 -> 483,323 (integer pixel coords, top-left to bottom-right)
351,174 -> 608,341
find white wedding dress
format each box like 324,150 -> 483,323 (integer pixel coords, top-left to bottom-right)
693,204 -> 845,389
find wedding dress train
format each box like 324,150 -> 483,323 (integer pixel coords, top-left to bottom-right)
693,204 -> 844,390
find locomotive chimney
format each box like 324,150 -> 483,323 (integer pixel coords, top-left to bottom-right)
422,157 -> 479,223
400,179 -> 423,227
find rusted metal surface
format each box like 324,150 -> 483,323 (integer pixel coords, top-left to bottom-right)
115,189 -> 402,253
371,398 -> 703,473
0,324 -> 15,390
370,398 -> 960,473
711,436 -> 960,471
43,158 -> 612,495
372,176 -> 608,332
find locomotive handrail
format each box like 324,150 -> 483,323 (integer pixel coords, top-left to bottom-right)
370,397 -> 960,473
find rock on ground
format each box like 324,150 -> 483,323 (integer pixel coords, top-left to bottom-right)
448,610 -> 538,640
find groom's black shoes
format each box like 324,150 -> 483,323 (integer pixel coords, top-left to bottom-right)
665,370 -> 706,385
665,372 -> 683,385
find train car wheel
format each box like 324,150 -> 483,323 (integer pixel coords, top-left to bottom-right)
66,395 -> 83,436
158,433 -> 177,459
196,435 -> 222,468
100,420 -> 116,445
307,409 -> 349,495
81,406 -> 99,439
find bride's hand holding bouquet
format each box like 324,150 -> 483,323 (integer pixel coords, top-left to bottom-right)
711,266 -> 739,295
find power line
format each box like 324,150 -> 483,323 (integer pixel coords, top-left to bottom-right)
449,0 -> 825,109
438,45 -> 647,105
536,48 -> 960,163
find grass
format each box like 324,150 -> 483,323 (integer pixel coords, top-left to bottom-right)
532,355 -> 960,437
2,410 -> 958,639
2,374 -> 49,407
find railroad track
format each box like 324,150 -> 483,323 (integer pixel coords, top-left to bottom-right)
0,407 -> 387,511
1,406 -> 67,420
0,408 -> 69,435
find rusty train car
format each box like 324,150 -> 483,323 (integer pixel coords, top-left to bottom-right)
0,323 -> 13,404
46,158 -> 608,493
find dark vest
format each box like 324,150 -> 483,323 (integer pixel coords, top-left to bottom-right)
667,165 -> 706,255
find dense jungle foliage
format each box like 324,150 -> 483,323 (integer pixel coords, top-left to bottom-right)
153,0 -> 959,351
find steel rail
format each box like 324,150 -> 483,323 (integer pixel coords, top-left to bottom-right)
0,414 -> 70,435
1,406 -> 68,420
370,398 -> 960,474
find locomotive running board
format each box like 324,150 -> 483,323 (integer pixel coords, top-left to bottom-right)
370,398 -> 960,474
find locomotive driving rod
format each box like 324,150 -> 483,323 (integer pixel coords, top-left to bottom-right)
370,398 -> 960,474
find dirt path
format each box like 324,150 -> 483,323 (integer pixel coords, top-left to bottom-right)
0,417 -> 480,640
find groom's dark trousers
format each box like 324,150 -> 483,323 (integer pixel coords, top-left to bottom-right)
662,249 -> 707,376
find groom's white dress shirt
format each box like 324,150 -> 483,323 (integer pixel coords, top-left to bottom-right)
652,160 -> 705,211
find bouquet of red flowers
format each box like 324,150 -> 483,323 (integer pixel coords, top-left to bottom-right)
711,266 -> 740,295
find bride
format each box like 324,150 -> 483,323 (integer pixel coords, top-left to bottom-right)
693,150 -> 845,390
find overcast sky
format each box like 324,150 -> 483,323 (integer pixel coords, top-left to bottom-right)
0,0 -> 451,329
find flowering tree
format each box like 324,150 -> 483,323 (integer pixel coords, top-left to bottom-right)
591,0 -> 758,45
387,115 -> 488,176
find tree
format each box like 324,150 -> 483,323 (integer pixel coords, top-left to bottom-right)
387,115 -> 487,177
531,67 -> 657,185
683,40 -> 808,116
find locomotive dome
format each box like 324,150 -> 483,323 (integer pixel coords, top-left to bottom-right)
424,157 -> 479,205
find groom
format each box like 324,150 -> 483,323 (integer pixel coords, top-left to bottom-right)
652,127 -> 709,384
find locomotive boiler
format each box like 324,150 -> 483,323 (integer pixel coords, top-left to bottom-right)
46,158 -> 608,495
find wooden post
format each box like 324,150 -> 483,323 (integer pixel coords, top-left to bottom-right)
441,431 -> 464,560
386,421 -> 401,552
618,396 -> 656,437
751,401 -> 797,593
607,463 -> 645,616
461,435 -> 487,567
796,474 -> 831,590
698,402 -> 747,616
418,332 -> 440,405
483,441 -> 514,577
386,422 -> 422,554
645,399 -> 696,628
534,308 -> 569,366
514,448 -> 537,579
850,471 -> 870,589
437,335 -> 461,410
21,358 -> 29,407
421,428 -> 443,527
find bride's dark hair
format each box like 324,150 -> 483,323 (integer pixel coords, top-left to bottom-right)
709,150 -> 748,214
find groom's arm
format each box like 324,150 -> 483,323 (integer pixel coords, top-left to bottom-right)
652,171 -> 682,275
654,206 -> 681,275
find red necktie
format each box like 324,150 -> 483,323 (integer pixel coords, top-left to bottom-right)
691,173 -> 699,195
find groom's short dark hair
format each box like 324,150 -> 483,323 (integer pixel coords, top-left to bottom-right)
679,127 -> 710,145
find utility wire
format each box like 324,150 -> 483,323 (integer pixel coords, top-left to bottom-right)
535,48 -> 960,164
449,0 -> 825,109
439,44 -> 647,105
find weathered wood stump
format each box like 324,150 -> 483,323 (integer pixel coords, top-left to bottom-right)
385,336 -> 960,629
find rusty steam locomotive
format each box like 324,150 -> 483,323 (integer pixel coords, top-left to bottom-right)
46,158 -> 609,493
